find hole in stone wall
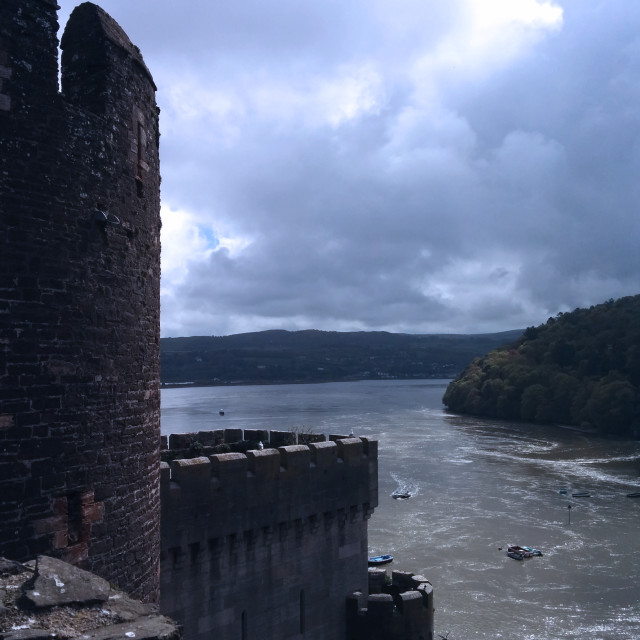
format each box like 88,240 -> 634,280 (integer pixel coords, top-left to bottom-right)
136,121 -> 144,178
66,492 -> 82,545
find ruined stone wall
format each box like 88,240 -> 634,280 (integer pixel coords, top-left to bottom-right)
0,1 -> 161,602
160,433 -> 378,640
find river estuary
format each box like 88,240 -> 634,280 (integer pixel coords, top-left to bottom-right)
162,379 -> 640,639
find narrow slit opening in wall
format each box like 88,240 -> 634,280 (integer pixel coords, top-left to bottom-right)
136,120 -> 145,197
67,492 -> 82,545
300,590 -> 306,635
241,610 -> 247,640
136,121 -> 144,177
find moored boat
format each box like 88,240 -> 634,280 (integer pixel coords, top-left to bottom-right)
572,491 -> 590,497
506,544 -> 543,559
521,545 -> 543,557
507,545 -> 533,558
626,492 -> 640,498
368,554 -> 393,565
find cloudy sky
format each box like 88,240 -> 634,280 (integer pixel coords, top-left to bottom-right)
57,0 -> 640,337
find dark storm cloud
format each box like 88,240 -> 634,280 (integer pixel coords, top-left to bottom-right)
58,0 -> 640,336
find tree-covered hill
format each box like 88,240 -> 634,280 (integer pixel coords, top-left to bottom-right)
443,295 -> 640,438
160,328 -> 522,386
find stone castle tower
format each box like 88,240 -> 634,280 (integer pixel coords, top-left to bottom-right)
0,0 -> 161,602
0,4 -> 434,638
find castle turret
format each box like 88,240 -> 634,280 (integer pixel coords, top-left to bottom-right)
347,569 -> 435,640
160,431 -> 379,640
0,1 -> 161,602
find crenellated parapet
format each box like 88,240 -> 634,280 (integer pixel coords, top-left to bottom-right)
346,569 -> 434,640
161,427 -> 335,455
160,433 -> 379,640
161,434 -> 378,549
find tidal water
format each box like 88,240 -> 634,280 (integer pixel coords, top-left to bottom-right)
161,379 -> 640,640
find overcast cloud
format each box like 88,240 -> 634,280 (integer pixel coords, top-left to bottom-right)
58,0 -> 640,336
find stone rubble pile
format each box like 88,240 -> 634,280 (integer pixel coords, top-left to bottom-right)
0,557 -> 180,640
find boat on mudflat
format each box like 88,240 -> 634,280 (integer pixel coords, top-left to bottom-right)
626,492 -> 640,498
392,492 -> 411,499
572,491 -> 590,497
368,554 -> 393,565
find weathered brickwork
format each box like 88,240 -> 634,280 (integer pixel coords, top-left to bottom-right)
0,3 -> 433,636
0,0 -> 161,602
160,433 -> 379,640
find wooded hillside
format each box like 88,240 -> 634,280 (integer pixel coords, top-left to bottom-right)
443,295 -> 640,438
161,329 -> 522,386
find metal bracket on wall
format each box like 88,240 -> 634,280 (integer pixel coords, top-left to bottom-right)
94,209 -> 121,226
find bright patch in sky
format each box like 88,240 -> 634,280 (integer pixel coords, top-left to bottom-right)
56,0 -> 640,337
160,207 -> 215,294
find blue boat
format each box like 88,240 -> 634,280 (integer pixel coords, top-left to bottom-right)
521,545 -> 543,557
368,554 -> 393,565
507,545 -> 543,559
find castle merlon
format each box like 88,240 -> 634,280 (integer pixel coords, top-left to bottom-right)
346,569 -> 435,640
61,2 -> 156,94
160,433 -> 379,640
161,437 -> 377,482
160,436 -> 378,552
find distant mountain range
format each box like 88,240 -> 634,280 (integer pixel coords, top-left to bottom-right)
160,329 -> 523,386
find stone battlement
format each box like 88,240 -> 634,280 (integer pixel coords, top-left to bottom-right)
161,427 -> 356,453
164,440 -> 372,481
160,434 -> 379,640
161,435 -> 377,547
346,569 -> 434,640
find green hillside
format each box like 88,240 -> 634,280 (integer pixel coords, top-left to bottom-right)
161,329 -> 522,386
443,295 -> 640,438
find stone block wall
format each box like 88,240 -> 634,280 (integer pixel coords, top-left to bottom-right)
346,569 -> 434,640
160,433 -> 379,640
0,1 -> 161,602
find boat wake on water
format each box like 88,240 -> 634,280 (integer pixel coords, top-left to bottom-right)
390,472 -> 418,499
